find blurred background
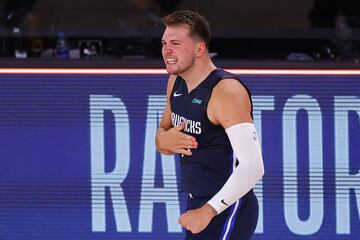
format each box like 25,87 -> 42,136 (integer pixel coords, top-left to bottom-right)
1,2 -> 359,239
0,0 -> 359,63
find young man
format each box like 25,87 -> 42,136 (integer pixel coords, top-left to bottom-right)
156,10 -> 264,240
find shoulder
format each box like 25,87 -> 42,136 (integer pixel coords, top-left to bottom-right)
212,78 -> 250,101
165,75 -> 178,98
169,74 -> 177,82
208,78 -> 252,127
167,74 -> 177,88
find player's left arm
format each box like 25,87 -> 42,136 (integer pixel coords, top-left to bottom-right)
206,78 -> 264,214
178,78 -> 264,234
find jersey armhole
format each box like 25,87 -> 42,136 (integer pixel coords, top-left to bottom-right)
205,77 -> 254,125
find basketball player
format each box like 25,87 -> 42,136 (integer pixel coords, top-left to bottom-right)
155,10 -> 264,240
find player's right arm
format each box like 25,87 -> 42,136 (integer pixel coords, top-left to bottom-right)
155,75 -> 198,156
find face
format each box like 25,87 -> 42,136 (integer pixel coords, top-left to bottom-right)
161,24 -> 198,76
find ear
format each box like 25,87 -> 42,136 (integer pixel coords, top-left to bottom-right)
195,42 -> 206,57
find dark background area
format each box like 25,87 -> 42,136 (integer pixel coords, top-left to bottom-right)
0,0 -> 359,62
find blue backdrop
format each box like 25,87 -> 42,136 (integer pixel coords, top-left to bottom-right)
0,70 -> 359,239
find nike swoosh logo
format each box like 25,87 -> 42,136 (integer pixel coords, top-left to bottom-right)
221,199 -> 229,206
173,91 -> 182,97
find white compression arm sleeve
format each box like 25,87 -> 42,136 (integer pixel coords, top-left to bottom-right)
207,122 -> 264,214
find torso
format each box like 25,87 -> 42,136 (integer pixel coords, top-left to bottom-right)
170,68 -> 253,197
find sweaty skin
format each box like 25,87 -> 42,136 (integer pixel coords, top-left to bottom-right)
156,23 -> 254,234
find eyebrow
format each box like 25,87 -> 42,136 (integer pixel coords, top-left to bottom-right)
161,39 -> 182,44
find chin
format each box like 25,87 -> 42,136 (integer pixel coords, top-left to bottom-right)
166,66 -> 179,75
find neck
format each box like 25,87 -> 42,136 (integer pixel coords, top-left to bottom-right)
180,57 -> 217,92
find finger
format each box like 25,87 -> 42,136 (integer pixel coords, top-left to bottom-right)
180,140 -> 198,149
186,224 -> 197,234
174,122 -> 185,131
192,228 -> 200,234
179,148 -> 192,156
179,132 -> 197,142
191,140 -> 198,148
178,216 -> 187,228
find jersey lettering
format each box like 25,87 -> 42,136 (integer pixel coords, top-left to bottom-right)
171,112 -> 202,135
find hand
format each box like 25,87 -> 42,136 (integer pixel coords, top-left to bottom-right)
157,122 -> 198,156
178,203 -> 217,234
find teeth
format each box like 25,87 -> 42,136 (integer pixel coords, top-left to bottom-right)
166,58 -> 176,64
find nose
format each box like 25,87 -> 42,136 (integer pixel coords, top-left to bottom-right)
162,45 -> 173,55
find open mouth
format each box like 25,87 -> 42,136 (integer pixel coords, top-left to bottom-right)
165,57 -> 177,64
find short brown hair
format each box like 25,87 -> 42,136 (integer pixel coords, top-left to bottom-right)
163,10 -> 211,49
